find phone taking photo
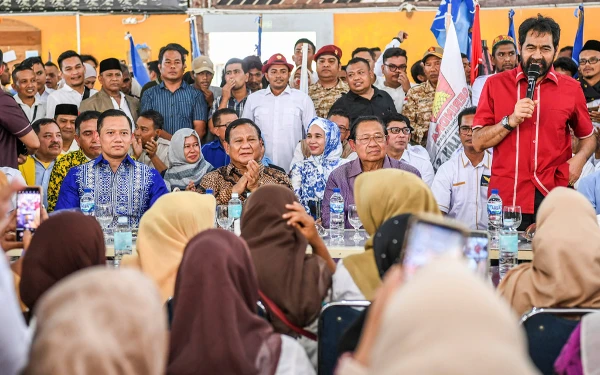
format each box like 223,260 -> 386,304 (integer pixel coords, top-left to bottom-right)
401,215 -> 466,281
463,230 -> 490,278
16,187 -> 42,241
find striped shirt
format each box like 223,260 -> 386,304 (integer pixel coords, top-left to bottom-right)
140,81 -> 208,135
209,92 -> 250,119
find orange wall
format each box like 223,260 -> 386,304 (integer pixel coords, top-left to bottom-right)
334,7 -> 600,66
0,14 -> 189,63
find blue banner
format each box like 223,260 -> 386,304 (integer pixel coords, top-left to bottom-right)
430,0 -> 475,58
128,35 -> 150,87
508,9 -> 519,54
573,4 -> 585,65
190,17 -> 201,59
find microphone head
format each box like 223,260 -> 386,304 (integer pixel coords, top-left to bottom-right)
528,63 -> 541,77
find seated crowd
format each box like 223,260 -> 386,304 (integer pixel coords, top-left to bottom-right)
2,15 -> 600,375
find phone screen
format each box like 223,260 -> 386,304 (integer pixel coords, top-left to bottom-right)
16,187 -> 42,241
402,220 -> 465,280
464,231 -> 490,278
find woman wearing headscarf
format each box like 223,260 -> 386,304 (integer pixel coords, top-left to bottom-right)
122,192 -> 216,302
290,117 -> 349,212
167,230 -> 315,375
335,259 -> 539,375
555,312 -> 600,375
241,184 -> 335,336
18,211 -> 105,313
499,187 -> 600,317
332,169 -> 440,301
163,128 -> 213,191
23,267 -> 168,375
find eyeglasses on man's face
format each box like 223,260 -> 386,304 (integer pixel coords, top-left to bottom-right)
579,57 -> 599,66
387,127 -> 411,135
384,63 -> 408,72
459,126 -> 473,135
355,133 -> 387,145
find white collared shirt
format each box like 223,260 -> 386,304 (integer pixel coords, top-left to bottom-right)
397,145 -> 435,187
110,92 -> 134,129
46,84 -> 98,118
242,85 -> 316,172
35,87 -> 55,104
13,94 -> 46,124
61,140 -> 80,155
471,74 -> 493,107
375,76 -> 406,113
432,150 -> 493,230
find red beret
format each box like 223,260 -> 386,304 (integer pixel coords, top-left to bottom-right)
262,54 -> 294,74
314,45 -> 342,61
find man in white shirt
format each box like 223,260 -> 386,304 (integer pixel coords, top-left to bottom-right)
53,104 -> 80,154
384,113 -> 435,186
471,35 -> 518,106
432,107 -> 492,230
132,110 -> 170,173
292,38 -> 318,85
46,50 -> 98,118
242,54 -> 316,173
79,58 -> 139,128
21,56 -> 54,104
375,48 -> 410,113
12,65 -> 46,124
374,30 -> 408,81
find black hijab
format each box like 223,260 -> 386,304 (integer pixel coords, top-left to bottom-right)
373,214 -> 413,278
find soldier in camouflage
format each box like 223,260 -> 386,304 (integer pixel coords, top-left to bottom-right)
309,45 -> 349,118
402,46 -> 443,147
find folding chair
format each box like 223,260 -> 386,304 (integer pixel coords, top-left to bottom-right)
520,307 -> 600,375
318,301 -> 370,375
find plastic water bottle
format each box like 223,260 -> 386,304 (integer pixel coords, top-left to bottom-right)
113,216 -> 132,268
229,193 -> 243,236
329,188 -> 345,240
80,188 -> 95,216
499,224 -> 518,279
487,189 -> 503,248
205,189 -> 213,195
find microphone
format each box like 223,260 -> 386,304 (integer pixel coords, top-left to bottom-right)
526,64 -> 541,100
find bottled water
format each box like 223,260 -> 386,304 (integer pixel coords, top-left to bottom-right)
229,193 -> 243,236
499,225 -> 518,279
329,188 -> 345,240
114,216 -> 132,268
205,189 -> 213,195
487,189 -> 503,248
80,188 -> 95,216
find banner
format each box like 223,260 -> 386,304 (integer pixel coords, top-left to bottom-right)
427,19 -> 472,170
0,0 -> 186,13
128,34 -> 151,87
431,0 -> 475,57
508,9 -> 519,54
572,5 -> 585,65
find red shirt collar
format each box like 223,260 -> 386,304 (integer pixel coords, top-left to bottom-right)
515,64 -> 559,85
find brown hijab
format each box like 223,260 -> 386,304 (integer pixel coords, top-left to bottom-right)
23,267 -> 168,375
343,169 -> 440,300
499,187 -> 600,316
20,211 -> 106,311
167,230 -> 282,375
241,185 -> 332,334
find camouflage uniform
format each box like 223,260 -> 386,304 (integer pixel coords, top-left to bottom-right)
308,79 -> 349,118
402,80 -> 436,147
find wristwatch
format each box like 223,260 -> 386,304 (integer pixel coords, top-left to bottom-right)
502,116 -> 514,132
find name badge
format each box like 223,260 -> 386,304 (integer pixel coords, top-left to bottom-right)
481,174 -> 491,187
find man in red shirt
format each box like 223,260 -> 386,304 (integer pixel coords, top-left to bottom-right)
473,15 -> 595,230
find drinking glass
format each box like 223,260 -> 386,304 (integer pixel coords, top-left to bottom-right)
308,199 -> 327,237
95,202 -> 113,242
348,204 -> 363,241
216,205 -> 234,231
503,206 -> 522,230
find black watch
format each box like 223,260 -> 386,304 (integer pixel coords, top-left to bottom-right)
502,116 -> 514,132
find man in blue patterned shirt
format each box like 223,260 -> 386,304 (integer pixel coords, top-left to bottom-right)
55,109 -> 168,229
141,44 -> 208,140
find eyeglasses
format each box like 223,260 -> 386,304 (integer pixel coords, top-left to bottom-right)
387,127 -> 411,135
355,134 -> 387,145
384,63 -> 408,72
459,126 -> 473,135
579,57 -> 599,66
338,125 -> 350,133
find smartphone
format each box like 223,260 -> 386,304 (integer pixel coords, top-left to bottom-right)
401,215 -> 466,280
16,187 -> 42,241
463,230 -> 490,278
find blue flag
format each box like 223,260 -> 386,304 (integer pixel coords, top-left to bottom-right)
431,0 -> 475,58
190,17 -> 201,59
508,9 -> 519,54
572,5 -> 585,65
255,16 -> 263,59
128,35 -> 150,87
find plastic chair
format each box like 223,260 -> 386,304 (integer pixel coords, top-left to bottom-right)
318,301 -> 370,375
520,307 -> 600,375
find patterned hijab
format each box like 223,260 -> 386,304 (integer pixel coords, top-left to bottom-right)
164,129 -> 214,191
291,117 -> 348,208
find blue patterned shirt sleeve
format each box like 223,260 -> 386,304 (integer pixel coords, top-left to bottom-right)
148,168 -> 169,206
193,91 -> 208,122
55,167 -> 81,211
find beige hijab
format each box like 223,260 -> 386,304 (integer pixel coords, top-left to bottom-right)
123,191 -> 216,302
499,187 -> 600,316
343,169 -> 440,300
23,267 -> 168,375
368,259 -> 539,375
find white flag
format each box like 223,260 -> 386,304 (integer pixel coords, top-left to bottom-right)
426,19 -> 472,170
